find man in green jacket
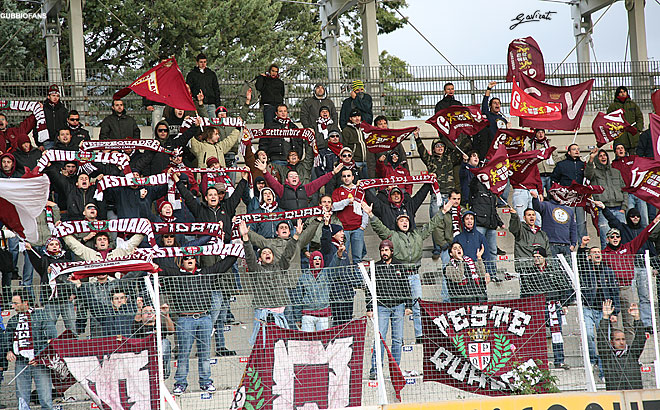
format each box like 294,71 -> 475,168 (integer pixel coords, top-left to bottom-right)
607,86 -> 644,151
361,200 -> 445,344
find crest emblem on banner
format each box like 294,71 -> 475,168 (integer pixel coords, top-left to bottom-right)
452,329 -> 512,374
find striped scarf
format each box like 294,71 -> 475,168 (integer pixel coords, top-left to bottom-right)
0,100 -> 48,143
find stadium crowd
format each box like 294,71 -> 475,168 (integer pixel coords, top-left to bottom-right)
0,55 -> 658,407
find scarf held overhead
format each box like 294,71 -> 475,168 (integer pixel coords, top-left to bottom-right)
240,128 -> 320,165
0,100 -> 48,143
94,172 -> 170,201
33,150 -> 132,174
356,174 -> 441,206
80,139 -> 175,155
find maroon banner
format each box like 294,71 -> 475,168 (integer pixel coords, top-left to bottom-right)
114,57 -> 196,111
230,319 -> 367,410
518,73 -> 594,131
652,89 -> 660,115
506,37 -> 545,82
592,109 -> 638,147
359,122 -> 417,153
35,332 -> 159,409
612,155 -> 660,209
470,145 -> 510,196
425,105 -> 488,142
508,147 -> 555,190
650,113 -> 660,158
486,129 -> 535,159
420,296 -> 548,396
510,80 -> 561,120
548,182 -> 604,207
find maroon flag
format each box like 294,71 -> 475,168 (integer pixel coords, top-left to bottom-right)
486,129 -> 535,159
612,155 -> 660,209
230,319 -> 367,410
114,57 -> 196,111
508,147 -> 555,191
592,109 -> 638,147
359,122 -> 417,153
548,182 -> 604,207
470,145 -> 510,196
650,113 -> 660,158
420,296 -> 548,396
425,105 -> 488,143
506,37 -> 545,82
35,332 -> 159,409
510,80 -> 561,120
652,89 -> 660,114
518,73 -> 594,131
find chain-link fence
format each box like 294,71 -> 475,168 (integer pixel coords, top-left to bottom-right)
1,251 -> 659,409
1,61 -> 658,126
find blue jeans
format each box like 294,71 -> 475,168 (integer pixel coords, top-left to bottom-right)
370,303 -> 405,374
475,226 -> 497,275
162,338 -> 172,379
583,307 -> 603,376
9,237 -> 35,301
429,192 -> 442,255
250,308 -> 289,346
634,266 -> 652,327
598,207 -> 625,249
210,291 -> 230,350
549,243 -> 572,259
628,195 -> 649,226
263,104 -> 276,126
301,315 -> 329,331
541,176 -> 552,198
512,189 -> 540,226
408,273 -> 422,337
573,206 -> 587,240
441,250 -> 451,302
44,301 -> 77,336
204,104 -> 217,119
174,314 -> 213,389
344,228 -> 365,264
15,358 -> 53,410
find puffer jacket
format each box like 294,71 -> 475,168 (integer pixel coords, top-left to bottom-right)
468,177 -> 503,230
190,129 -> 241,168
607,94 -> 643,151
584,155 -> 627,208
416,136 -> 462,194
369,212 -> 445,264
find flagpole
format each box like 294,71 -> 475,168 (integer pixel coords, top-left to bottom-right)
571,128 -> 579,145
7,363 -> 30,385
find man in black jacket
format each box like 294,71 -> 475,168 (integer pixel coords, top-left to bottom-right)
434,82 -> 463,112
366,185 -> 430,231
260,104 -> 302,163
366,239 -> 412,380
99,99 -> 141,140
186,53 -> 221,118
598,300 -> 645,390
468,177 -> 504,279
255,64 -> 285,126
46,170 -> 106,220
551,144 -> 587,238
43,84 -> 68,149
66,110 -> 90,141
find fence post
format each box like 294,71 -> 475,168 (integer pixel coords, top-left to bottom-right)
644,250 -> 660,388
559,253 -> 596,392
358,261 -> 388,404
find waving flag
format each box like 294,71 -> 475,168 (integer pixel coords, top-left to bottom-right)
508,147 -> 555,191
548,182 -> 604,207
470,145 -> 510,195
518,73 -> 594,131
426,105 -> 488,143
652,89 -> 660,114
486,129 -> 535,159
113,57 -> 195,111
592,109 -> 638,147
359,122 -> 417,153
510,80 -> 561,120
650,113 -> 660,158
506,37 -> 545,82
612,155 -> 660,209
0,175 -> 50,242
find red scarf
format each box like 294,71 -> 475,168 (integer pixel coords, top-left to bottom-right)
275,117 -> 292,128
451,206 -> 462,236
316,117 -> 334,141
13,309 -> 35,360
328,139 -> 343,157
453,256 -> 478,283
528,223 -> 540,234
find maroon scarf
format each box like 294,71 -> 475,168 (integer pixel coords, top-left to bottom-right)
451,205 -> 462,236
328,140 -> 343,157
452,256 -> 478,283
13,308 -> 35,360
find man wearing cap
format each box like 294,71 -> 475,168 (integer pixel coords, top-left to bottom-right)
520,247 -> 573,370
601,212 -> 660,343
158,253 -> 238,395
365,184 -> 430,231
341,109 -> 367,177
366,239 -> 412,379
43,84 -> 69,149
325,146 -> 362,193
13,133 -> 41,176
99,99 -> 141,140
300,84 -> 338,149
340,80 -> 373,129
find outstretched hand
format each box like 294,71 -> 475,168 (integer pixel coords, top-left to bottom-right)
238,220 -> 249,239
255,159 -> 267,172
360,200 -> 373,215
602,299 -> 614,319
629,303 -> 640,320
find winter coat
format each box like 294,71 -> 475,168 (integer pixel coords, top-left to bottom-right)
366,184 -> 430,231
602,221 -> 655,286
2,308 -> 56,356
454,213 -> 488,261
342,123 -> 367,162
247,218 -> 321,271
509,212 -> 551,261
584,158 -> 628,208
62,233 -> 144,262
468,177 -> 503,230
300,91 -> 338,147
576,246 -> 621,313
264,171 -> 333,211
607,96 -> 643,151
370,211 -> 445,264
598,319 -> 645,391
416,137 -> 462,194
189,129 -> 241,168
481,94 -> 508,140
636,129 -> 654,159
259,120 -> 303,162
434,95 -> 463,112
186,66 -> 221,106
0,114 -> 35,151
255,75 -> 285,106
99,110 -> 140,140
519,259 -> 573,303
376,154 -> 412,194
26,247 -> 76,303
444,257 -> 487,303
365,258 -> 412,309
602,207 -> 658,260
551,154 -> 585,187
339,93 -> 374,129
43,99 -> 69,142
69,126 -> 91,141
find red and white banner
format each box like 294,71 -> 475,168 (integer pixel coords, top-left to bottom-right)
52,218 -> 155,245
49,254 -> 157,282
508,147 -> 555,190
0,100 -> 49,143
650,113 -> 660,158
420,296 -> 548,396
134,241 -> 245,259
548,182 -> 604,207
33,150 -> 132,174
95,173 -> 170,201
230,319 -> 367,410
356,174 -> 441,205
592,109 -> 638,147
240,128 -> 320,165
510,80 -> 561,120
612,155 -> 660,209
506,37 -> 545,83
0,175 -> 50,242
232,207 -> 324,239
113,57 -> 196,111
80,139 -> 175,155
35,332 -> 159,409
426,105 -> 488,143
652,89 -> 660,114
359,122 -> 417,153
518,73 -> 594,131
470,145 -> 510,196
486,129 -> 535,159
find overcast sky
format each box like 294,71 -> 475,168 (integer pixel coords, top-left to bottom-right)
378,0 -> 659,66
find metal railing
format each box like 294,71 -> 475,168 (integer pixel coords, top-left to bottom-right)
0,61 -> 658,126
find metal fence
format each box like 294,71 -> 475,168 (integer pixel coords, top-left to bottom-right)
0,61 -> 658,126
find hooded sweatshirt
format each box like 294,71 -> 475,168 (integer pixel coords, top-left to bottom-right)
602,207 -> 658,266
0,152 -> 19,178
12,134 -> 41,175
453,211 -> 488,261
602,220 -> 656,286
376,151 -> 413,194
584,151 -> 628,208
